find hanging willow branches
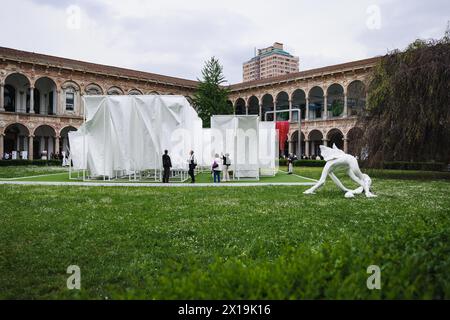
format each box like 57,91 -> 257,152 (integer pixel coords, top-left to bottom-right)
357,31 -> 450,167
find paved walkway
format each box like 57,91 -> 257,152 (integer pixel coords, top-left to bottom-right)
0,180 -> 316,188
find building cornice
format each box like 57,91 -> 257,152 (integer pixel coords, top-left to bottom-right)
0,46 -> 382,94
0,47 -> 198,90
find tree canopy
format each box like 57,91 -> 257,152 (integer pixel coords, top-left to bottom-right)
193,57 -> 232,128
356,30 -> 450,167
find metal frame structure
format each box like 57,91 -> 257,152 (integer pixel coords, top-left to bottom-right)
76,96 -> 192,183
265,108 -> 302,158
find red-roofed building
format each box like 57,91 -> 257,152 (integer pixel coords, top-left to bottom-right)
0,46 -> 379,160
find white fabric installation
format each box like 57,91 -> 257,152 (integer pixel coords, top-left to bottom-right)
69,96 -> 278,180
258,121 -> 278,176
69,95 -> 202,177
210,115 -> 277,179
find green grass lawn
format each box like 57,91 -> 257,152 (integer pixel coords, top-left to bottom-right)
187,169 -> 313,183
0,166 -> 314,184
0,166 -> 68,179
0,166 -> 449,299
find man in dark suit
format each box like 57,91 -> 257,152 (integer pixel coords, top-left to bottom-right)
162,150 -> 172,183
188,150 -> 196,183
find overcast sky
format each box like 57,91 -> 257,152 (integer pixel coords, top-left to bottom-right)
1,0 -> 448,83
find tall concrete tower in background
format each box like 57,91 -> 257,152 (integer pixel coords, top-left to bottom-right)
243,42 -> 299,82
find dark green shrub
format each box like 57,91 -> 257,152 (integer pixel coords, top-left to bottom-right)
0,160 -> 61,167
279,159 -> 326,167
383,161 -> 445,172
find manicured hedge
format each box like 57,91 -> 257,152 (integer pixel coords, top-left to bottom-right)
279,159 -> 326,167
0,160 -> 61,167
278,159 -> 447,172
383,161 -> 445,172
366,169 -> 450,181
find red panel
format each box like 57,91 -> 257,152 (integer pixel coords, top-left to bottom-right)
276,121 -> 290,152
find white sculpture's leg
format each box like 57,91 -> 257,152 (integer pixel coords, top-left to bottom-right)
347,169 -> 364,186
329,172 -> 351,193
348,168 -> 376,198
303,162 -> 333,194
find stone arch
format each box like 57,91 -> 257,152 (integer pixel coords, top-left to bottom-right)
2,122 -> 31,135
4,71 -> 32,86
326,128 -> 344,150
275,91 -> 289,121
326,83 -> 345,118
289,130 -> 306,157
247,96 -> 259,115
291,89 -> 306,121
59,125 -> 77,137
33,124 -> 57,159
148,90 -> 160,95
235,98 -> 246,115
107,86 -> 124,95
2,123 -> 31,158
85,83 -> 104,95
307,129 -> 324,158
61,80 -> 81,91
128,88 -> 143,95
308,86 -> 324,120
34,76 -> 57,115
33,124 -> 57,136
347,80 -> 366,116
3,72 -> 31,113
261,93 -> 274,121
59,126 -> 78,154
308,129 -> 324,141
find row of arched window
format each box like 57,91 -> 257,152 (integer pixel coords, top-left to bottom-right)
2,72 -> 192,115
229,80 -> 367,120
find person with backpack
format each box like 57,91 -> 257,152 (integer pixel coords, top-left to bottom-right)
222,153 -> 231,182
212,153 -> 222,183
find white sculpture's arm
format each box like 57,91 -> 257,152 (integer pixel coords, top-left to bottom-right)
304,162 -> 333,194
348,169 -> 376,197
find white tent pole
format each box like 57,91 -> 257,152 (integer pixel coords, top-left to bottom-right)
257,117 -> 260,180
234,122 -> 238,181
103,100 -> 106,181
298,109 -> 302,158
82,96 -> 86,181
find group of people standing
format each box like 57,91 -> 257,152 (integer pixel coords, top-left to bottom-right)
161,150 -> 231,184
211,153 -> 231,183
162,150 -> 197,183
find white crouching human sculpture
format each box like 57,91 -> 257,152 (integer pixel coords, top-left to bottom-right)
304,144 -> 377,198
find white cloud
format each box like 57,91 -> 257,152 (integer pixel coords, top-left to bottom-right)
1,0 -> 449,83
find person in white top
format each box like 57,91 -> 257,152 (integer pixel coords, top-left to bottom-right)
212,153 -> 222,183
62,151 -> 68,167
188,150 -> 196,183
222,153 -> 231,181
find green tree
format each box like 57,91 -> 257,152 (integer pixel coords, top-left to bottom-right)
331,100 -> 344,117
356,28 -> 450,167
193,57 -> 232,128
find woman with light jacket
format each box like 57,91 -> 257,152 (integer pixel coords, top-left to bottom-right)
212,153 -> 223,183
